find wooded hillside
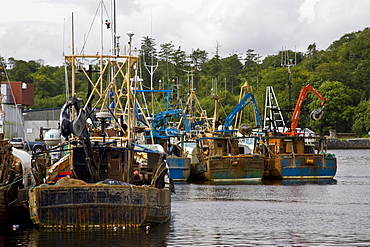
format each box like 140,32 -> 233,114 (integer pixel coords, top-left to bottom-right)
2,27 -> 370,136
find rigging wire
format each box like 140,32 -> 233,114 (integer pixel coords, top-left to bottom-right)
80,0 -> 117,56
80,3 -> 101,55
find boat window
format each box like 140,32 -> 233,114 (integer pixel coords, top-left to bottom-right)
181,142 -> 197,148
110,152 -> 119,159
241,138 -> 254,145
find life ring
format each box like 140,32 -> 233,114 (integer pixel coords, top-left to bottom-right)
275,145 -> 280,153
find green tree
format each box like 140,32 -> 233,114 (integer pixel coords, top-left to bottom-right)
189,48 -> 208,70
201,56 -> 221,79
314,62 -> 352,88
261,54 -> 281,69
170,46 -> 187,80
243,49 -> 261,85
352,100 -> 370,136
352,60 -> 370,100
306,43 -> 318,60
33,94 -> 66,109
309,81 -> 354,133
218,90 -> 239,123
7,59 -> 41,83
32,66 -> 65,97
158,42 -> 175,87
255,67 -> 292,116
220,54 -> 243,94
189,48 -> 208,90
326,31 -> 359,54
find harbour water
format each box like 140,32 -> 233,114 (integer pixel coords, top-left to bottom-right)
1,149 -> 370,246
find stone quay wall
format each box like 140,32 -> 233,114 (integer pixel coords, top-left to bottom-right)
327,138 -> 370,149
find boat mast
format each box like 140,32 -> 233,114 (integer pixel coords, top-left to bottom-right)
112,0 -> 117,57
281,46 -> 296,112
179,65 -> 211,131
144,55 -> 158,117
211,78 -> 223,131
123,31 -> 135,183
71,13 -> 76,119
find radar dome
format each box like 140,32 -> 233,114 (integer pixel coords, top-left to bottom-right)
44,129 -> 60,146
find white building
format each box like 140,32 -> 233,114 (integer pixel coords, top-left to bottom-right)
23,108 -> 60,141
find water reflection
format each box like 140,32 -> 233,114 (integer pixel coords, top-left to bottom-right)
177,178 -> 337,186
261,178 -> 338,185
186,179 -> 263,186
2,149 -> 370,246
31,222 -> 170,247
0,227 -> 33,247
1,222 -> 170,247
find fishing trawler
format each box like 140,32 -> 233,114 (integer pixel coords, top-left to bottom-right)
190,84 -> 264,181
261,85 -> 337,179
0,136 -> 43,228
28,5 -> 172,228
148,109 -> 192,181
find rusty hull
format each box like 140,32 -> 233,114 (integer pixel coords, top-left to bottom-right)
203,154 -> 264,181
29,184 -> 171,228
263,153 -> 337,179
197,136 -> 264,181
262,136 -> 337,179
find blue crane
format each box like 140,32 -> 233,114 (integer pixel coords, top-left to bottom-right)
150,109 -> 191,139
221,93 -> 262,136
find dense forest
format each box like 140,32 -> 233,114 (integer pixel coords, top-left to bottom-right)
2,27 -> 370,136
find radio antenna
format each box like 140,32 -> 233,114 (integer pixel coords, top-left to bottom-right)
281,46 -> 296,111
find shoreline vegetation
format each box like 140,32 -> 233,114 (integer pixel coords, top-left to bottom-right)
3,28 -> 370,137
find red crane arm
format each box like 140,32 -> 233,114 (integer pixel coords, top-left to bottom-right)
289,84 -> 326,135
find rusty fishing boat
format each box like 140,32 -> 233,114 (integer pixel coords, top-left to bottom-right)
28,9 -> 172,228
190,84 -> 264,181
0,136 -> 44,227
262,85 -> 337,179
149,109 -> 192,181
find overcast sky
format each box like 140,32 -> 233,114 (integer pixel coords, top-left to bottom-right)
1,0 -> 369,66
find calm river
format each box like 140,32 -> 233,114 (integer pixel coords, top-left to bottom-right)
1,149 -> 370,246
